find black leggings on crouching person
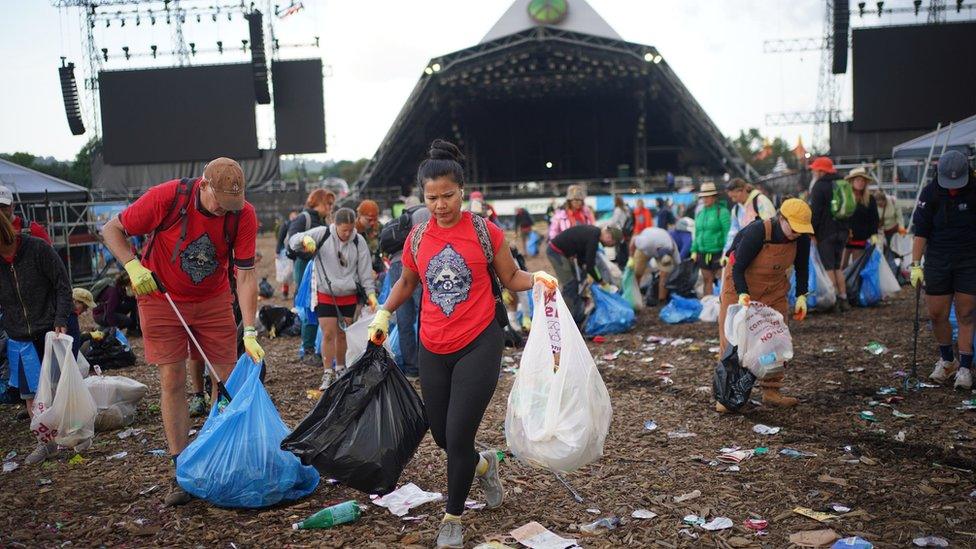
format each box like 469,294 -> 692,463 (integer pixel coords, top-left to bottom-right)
418,321 -> 503,516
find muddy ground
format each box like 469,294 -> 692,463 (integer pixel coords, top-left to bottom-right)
1,234 -> 974,548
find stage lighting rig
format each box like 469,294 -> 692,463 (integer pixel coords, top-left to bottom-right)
876,1 -> 884,16
914,0 -> 922,15
858,1 -> 866,16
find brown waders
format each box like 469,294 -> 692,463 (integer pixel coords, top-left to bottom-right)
717,219 -> 798,411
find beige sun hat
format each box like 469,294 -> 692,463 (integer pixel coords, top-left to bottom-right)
697,182 -> 718,197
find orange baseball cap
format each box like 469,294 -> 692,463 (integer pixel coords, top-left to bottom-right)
809,156 -> 836,174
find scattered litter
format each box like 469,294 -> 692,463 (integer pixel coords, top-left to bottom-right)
753,424 -> 781,435
138,485 -> 158,496
912,536 -> 949,547
667,429 -> 697,439
592,336 -> 606,343
643,420 -> 658,431
895,430 -> 907,442
892,410 -> 914,419
793,507 -> 838,522
832,536 -> 874,548
919,382 -> 939,388
847,367 -> 865,373
718,450 -> 753,463
187,428 -> 197,436
829,504 -> 851,513
68,454 -> 85,466
678,528 -> 699,539
701,517 -> 733,531
305,389 -> 322,400
790,528 -> 840,547
117,427 -> 145,439
4,450 -> 16,461
585,508 -> 600,514
3,461 -> 18,473
959,398 -> 976,410
502,356 -> 514,364
727,465 -> 741,472
371,483 -> 443,517
859,456 -> 878,465
671,338 -> 693,346
38,478 -> 52,485
147,449 -> 168,457
823,347 -> 837,353
631,509 -> 657,520
673,490 -> 701,503
580,517 -> 619,534
401,515 -> 427,522
465,500 -> 486,511
510,521 -> 579,549
682,514 -> 706,526
876,387 -> 898,395
859,411 -> 878,422
864,342 -> 887,355
695,385 -> 711,394
780,448 -> 817,458
106,451 -> 128,460
753,447 -> 769,455
744,519 -> 768,531
817,473 -> 848,487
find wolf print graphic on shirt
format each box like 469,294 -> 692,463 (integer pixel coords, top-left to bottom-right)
180,233 -> 219,284
425,244 -> 472,316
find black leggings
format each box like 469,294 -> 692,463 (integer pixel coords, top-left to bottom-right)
418,321 -> 503,515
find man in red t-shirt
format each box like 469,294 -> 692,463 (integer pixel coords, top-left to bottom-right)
101,157 -> 264,507
0,185 -> 53,244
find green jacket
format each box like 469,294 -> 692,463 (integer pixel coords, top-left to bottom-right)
691,203 -> 731,255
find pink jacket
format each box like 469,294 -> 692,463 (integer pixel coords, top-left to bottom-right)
548,206 -> 596,240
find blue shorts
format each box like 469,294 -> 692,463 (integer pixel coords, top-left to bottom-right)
8,335 -> 44,400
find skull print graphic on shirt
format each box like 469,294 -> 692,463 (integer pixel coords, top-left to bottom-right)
180,233 -> 219,284
425,244 -> 472,316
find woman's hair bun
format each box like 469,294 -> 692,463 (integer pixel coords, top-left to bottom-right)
428,139 -> 464,165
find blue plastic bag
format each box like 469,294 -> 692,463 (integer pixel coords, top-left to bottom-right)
378,270 -> 393,304
294,261 -> 316,326
526,231 -> 541,256
177,355 -> 319,508
388,323 -> 403,367
585,285 -> 635,336
858,248 -> 882,307
659,294 -> 703,324
788,248 -> 818,309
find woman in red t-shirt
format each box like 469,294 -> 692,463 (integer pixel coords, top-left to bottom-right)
367,140 -> 555,549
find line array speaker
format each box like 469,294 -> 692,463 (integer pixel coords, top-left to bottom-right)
833,0 -> 850,74
247,10 -> 271,104
59,60 -> 86,136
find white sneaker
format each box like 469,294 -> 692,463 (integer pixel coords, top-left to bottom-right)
954,367 -> 973,390
319,370 -> 334,391
930,359 -> 959,384
25,442 -> 58,465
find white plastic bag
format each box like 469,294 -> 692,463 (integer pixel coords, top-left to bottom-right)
724,303 -> 793,379
698,295 -> 720,323
505,287 -> 612,472
890,233 -> 913,257
84,375 -> 148,410
811,247 -> 836,309
344,311 -> 392,365
274,252 -> 293,283
878,254 -> 901,298
30,333 -> 97,448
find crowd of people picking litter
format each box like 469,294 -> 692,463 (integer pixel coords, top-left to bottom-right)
1,139 -> 974,549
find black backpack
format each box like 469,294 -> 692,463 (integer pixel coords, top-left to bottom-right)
380,204 -> 425,256
285,210 -> 317,261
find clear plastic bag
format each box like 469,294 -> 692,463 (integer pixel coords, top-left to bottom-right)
878,248 -> 901,298
84,375 -> 148,410
811,246 -> 837,309
505,287 -> 612,472
724,303 -> 793,379
177,355 -> 320,508
30,333 -> 97,449
890,233 -> 912,257
698,295 -> 720,323
344,312 -> 393,365
620,266 -> 644,311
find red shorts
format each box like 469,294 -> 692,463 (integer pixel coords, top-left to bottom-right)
137,293 -> 237,366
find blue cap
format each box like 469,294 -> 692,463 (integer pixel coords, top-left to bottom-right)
937,150 -> 970,190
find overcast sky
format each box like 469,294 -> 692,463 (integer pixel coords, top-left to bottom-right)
0,0 -> 955,162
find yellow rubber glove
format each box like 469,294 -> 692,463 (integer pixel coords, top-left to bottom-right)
368,309 -> 392,345
738,293 -> 751,307
302,235 -> 317,254
869,234 -> 881,247
793,294 -> 807,321
720,255 -> 729,267
625,257 -> 635,269
242,327 -> 265,361
367,293 -> 378,313
690,252 -> 698,262
533,271 -> 558,292
90,330 -> 105,341
910,263 -> 924,288
124,258 -> 157,296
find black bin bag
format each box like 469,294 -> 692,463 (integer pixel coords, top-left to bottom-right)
712,345 -> 756,411
281,343 -> 428,495
665,259 -> 697,298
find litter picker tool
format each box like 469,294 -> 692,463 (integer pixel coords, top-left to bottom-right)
153,274 -> 233,404
906,283 -> 923,392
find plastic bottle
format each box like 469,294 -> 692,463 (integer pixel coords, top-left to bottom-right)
292,501 -> 361,530
758,352 -> 777,366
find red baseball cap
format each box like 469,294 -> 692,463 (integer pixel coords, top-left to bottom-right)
809,156 -> 836,174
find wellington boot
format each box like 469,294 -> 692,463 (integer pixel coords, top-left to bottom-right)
761,388 -> 798,408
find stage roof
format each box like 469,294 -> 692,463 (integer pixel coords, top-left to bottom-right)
892,113 -> 976,158
0,158 -> 89,202
355,1 -> 753,195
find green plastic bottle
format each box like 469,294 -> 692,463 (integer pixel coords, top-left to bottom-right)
292,500 -> 361,530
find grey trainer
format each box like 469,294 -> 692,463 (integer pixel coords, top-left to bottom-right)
164,478 -> 193,506
434,520 -> 463,549
476,450 -> 504,509
25,442 -> 57,465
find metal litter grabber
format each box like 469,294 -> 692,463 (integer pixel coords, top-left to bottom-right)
905,283 -> 923,392
153,274 -> 233,405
